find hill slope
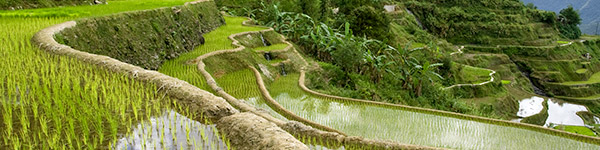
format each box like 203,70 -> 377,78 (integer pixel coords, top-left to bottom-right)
521,0 -> 600,35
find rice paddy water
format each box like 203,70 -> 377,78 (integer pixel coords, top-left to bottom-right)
514,96 -> 592,126
266,73 -> 600,149
114,110 -> 228,150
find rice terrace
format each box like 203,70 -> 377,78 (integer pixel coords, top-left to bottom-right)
2,0 -> 600,149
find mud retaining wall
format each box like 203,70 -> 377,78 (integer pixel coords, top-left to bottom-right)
55,1 -> 224,70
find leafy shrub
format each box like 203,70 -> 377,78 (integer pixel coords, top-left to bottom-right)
347,6 -> 391,41
558,6 -> 582,39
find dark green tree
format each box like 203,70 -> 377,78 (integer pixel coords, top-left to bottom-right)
298,0 -> 322,20
348,6 -> 391,41
558,5 -> 582,39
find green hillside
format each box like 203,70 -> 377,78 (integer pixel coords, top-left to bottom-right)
404,0 -> 559,45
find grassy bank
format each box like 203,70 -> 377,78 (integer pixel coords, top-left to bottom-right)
158,16 -> 265,91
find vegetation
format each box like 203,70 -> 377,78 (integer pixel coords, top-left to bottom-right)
56,1 -> 224,70
253,43 -> 288,52
0,0 -> 101,10
452,64 -> 493,85
159,16 -> 265,91
559,72 -> 600,85
555,125 -> 596,137
403,0 -> 559,45
558,6 -> 582,39
0,0 -> 231,149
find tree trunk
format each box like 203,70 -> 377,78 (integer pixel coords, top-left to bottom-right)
416,80 -> 422,97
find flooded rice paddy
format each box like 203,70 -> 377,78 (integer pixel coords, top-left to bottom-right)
515,96 -> 592,126
267,73 -> 600,149
115,111 -> 228,150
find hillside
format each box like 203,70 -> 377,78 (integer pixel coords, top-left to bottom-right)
404,0 -> 559,46
521,0 -> 600,35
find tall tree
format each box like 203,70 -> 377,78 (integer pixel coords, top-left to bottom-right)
558,5 -> 582,39
298,0 -> 322,20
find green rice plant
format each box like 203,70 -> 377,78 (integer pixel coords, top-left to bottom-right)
453,63 -> 493,84
253,43 -> 289,52
501,80 -> 512,85
558,40 -> 571,44
211,68 -> 288,121
266,73 -> 600,149
0,0 -> 232,149
555,125 -> 597,137
560,72 -> 600,85
576,69 -> 588,74
158,16 -> 265,92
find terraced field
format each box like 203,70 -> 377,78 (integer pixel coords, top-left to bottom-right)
166,16 -> 600,149
0,0 -> 230,149
3,0 -> 600,149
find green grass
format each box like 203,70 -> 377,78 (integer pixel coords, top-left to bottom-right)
0,0 -> 230,149
555,126 -> 596,137
557,41 -> 570,44
456,64 -> 493,84
0,0 -> 191,18
555,94 -> 600,101
158,16 -> 265,91
559,72 -> 600,85
253,43 -> 288,52
410,42 -> 426,49
576,69 -> 588,74
501,80 -> 511,85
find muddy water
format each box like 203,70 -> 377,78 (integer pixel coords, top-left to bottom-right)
114,111 -> 227,150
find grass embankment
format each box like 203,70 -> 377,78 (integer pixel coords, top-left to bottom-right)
559,72 -> 600,85
454,64 -> 493,84
555,126 -> 597,137
254,43 -> 288,52
0,0 -> 228,149
158,16 -> 265,91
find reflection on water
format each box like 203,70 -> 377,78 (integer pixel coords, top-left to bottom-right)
242,97 -> 288,121
517,96 -> 545,118
545,99 -> 588,126
515,97 -> 590,126
268,73 -> 600,149
114,110 -> 227,150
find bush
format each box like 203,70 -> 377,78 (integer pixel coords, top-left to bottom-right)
558,6 -> 582,39
348,6 -> 391,41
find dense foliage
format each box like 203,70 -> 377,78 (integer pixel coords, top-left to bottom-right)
57,2 -> 224,70
558,6 -> 582,39
218,0 -> 489,115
